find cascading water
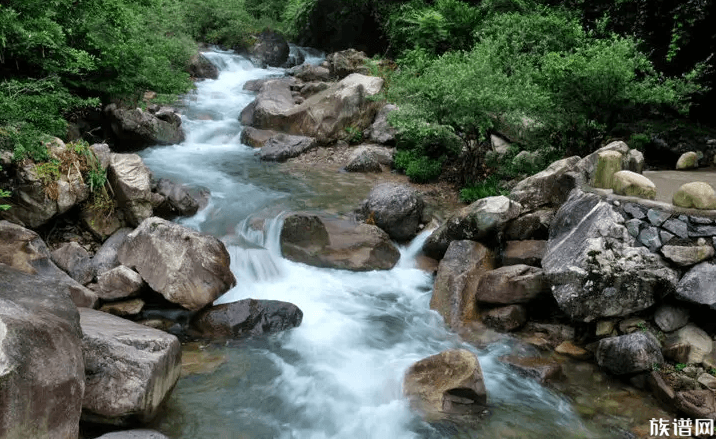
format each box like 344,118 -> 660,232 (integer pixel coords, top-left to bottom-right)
141,48 -> 617,438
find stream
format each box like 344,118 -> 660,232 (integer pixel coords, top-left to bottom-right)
138,49 -> 652,439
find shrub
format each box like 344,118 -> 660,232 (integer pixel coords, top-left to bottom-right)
394,150 -> 444,183
459,175 -> 508,202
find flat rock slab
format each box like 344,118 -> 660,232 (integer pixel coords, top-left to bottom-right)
280,213 -> 400,271
500,356 -> 563,383
80,308 -> 182,426
95,430 -> 170,439
191,298 -> 303,339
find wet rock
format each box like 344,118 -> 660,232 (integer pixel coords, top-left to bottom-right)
0,220 -> 98,308
676,262 -> 716,307
240,127 -> 279,148
474,264 -> 547,304
543,189 -> 678,322
0,264 -> 85,439
291,64 -> 331,82
187,52 -> 219,79
502,240 -> 546,267
280,214 -> 401,271
555,341 -> 591,360
596,332 -> 664,375
51,241 -> 94,285
105,104 -> 184,150
676,151 -> 699,170
612,171 -> 656,200
647,371 -> 676,405
654,305 -> 689,332
100,298 -> 146,317
509,156 -> 580,212
108,153 -> 154,226
501,356 -> 563,383
360,183 -> 424,241
96,265 -> 144,301
153,178 -> 201,219
663,324 -> 713,364
246,29 -> 290,68
258,133 -> 317,162
430,240 -> 494,328
240,79 -> 295,128
363,104 -> 397,145
95,430 -> 170,439
482,305 -> 526,332
80,308 -> 181,426
191,298 -> 303,339
423,196 -> 521,260
674,390 -> 716,420
673,182 -> 716,209
661,244 -> 714,266
118,217 -> 236,311
593,150 -> 622,189
504,209 -> 554,240
92,228 -> 133,277
325,49 -> 371,79
344,144 -> 394,173
403,349 -> 487,417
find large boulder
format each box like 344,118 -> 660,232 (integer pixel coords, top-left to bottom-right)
676,262 -> 716,307
96,265 -> 144,301
291,64 -> 331,82
108,153 -> 154,226
573,141 -> 630,184
543,189 -> 678,322
422,196 -> 521,260
403,349 -> 487,418
240,127 -> 280,148
502,240 -> 547,267
473,264 -> 547,304
592,150 -> 622,189
596,332 -> 664,375
0,264 -> 85,439
504,209 -> 554,241
676,151 -> 699,170
344,144 -> 394,172
360,183 -> 424,241
153,178 -> 201,219
245,74 -> 384,144
325,49 -> 371,79
117,217 -> 236,311
363,104 -> 397,145
673,182 -> 716,209
246,29 -> 290,68
430,240 -> 494,328
612,170 -> 657,200
79,308 -> 181,425
0,220 -> 98,308
187,52 -> 218,79
661,244 -> 714,267
509,156 -> 580,212
105,104 -> 185,150
280,213 -> 400,271
191,299 -> 303,339
258,133 -> 317,162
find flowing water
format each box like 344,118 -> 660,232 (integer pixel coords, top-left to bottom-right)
139,49 -> 639,438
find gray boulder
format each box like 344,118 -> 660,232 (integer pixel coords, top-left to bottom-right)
240,127 -> 279,148
105,104 -> 184,150
430,240 -> 494,328
325,49 -> 371,79
596,332 -> 664,375
92,228 -> 133,277
654,305 -> 689,332
363,104 -> 397,145
187,52 -> 218,79
676,262 -> 716,307
423,196 -> 521,260
663,324 -> 713,364
0,220 -> 98,308
96,265 -> 144,301
543,189 -> 678,322
482,305 -> 527,332
191,299 -> 303,339
51,241 -> 94,285
153,178 -> 201,219
0,264 -> 85,439
504,209 -> 554,240
108,153 -> 154,226
360,183 -> 424,241
80,308 -> 181,426
118,217 -> 236,311
258,133 -> 317,162
291,64 -> 331,82
473,264 -> 547,304
246,29 -> 290,68
280,213 -> 400,271
509,156 -> 580,212
239,79 -> 295,128
344,144 -> 394,173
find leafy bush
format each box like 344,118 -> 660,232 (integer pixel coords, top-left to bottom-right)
394,150 -> 444,183
460,175 -> 508,203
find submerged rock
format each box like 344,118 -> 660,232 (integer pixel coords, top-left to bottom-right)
118,217 -> 236,311
191,298 -> 303,339
403,349 -> 487,418
280,213 -> 400,271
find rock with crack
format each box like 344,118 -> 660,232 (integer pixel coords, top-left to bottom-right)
280,213 -> 400,271
543,189 -> 678,322
108,153 -> 154,226
117,217 -> 236,311
80,308 -> 181,426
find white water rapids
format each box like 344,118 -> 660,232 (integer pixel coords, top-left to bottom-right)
140,49 -> 613,438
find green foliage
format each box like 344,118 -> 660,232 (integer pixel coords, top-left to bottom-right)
0,186 -> 10,211
283,0 -> 317,40
675,363 -> 687,371
344,126 -> 363,144
34,160 -> 61,186
393,150 -> 444,183
460,175 -> 508,203
628,133 -> 651,151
